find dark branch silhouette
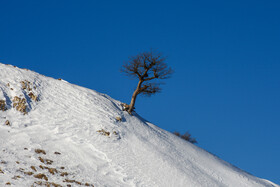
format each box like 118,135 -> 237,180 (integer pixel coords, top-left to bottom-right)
173,131 -> 198,144
121,50 -> 173,114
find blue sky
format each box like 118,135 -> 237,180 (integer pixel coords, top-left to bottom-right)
1,0 -> 279,184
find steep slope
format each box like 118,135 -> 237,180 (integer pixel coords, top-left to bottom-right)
0,63 -> 278,187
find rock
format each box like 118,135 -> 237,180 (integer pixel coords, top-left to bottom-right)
0,100 -> 6,111
5,120 -> 10,126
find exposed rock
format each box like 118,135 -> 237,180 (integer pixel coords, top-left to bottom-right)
0,100 -> 7,111
5,120 -> 10,126
33,173 -> 48,181
12,96 -> 27,114
24,171 -> 33,175
38,157 -> 53,165
33,181 -> 62,187
60,172 -> 68,176
30,166 -> 37,172
47,167 -> 58,175
120,103 -> 130,111
21,80 -> 32,91
28,92 -> 38,101
35,149 -> 46,155
115,116 -> 122,122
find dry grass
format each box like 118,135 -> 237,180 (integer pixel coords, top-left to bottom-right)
97,129 -> 110,136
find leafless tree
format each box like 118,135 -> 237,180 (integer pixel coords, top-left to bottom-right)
121,50 -> 173,114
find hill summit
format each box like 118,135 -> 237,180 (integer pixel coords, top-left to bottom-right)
0,63 -> 278,187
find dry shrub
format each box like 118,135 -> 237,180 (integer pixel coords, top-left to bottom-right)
174,131 -> 197,144
97,129 -> 110,136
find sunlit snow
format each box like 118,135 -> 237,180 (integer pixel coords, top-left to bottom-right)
0,63 -> 278,187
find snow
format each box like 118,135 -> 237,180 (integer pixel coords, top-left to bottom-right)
0,63 -> 278,187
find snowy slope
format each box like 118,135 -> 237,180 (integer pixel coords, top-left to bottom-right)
0,63 -> 278,187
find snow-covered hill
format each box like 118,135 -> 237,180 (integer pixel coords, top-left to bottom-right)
0,63 -> 278,187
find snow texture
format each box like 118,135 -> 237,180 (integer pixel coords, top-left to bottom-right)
0,63 -> 278,187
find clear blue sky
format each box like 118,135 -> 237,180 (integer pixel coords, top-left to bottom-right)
1,0 -> 279,184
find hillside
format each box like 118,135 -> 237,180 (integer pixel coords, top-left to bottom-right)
0,63 -> 278,187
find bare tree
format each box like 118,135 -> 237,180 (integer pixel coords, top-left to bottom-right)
121,50 -> 173,114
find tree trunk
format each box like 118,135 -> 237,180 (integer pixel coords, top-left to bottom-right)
128,80 -> 142,114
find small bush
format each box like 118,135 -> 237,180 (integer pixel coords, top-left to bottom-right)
173,131 -> 197,144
